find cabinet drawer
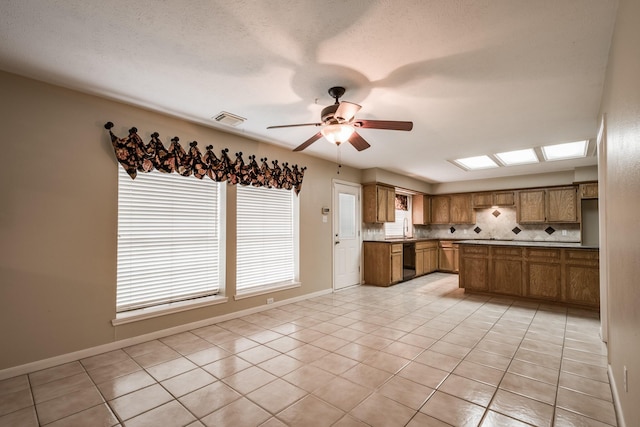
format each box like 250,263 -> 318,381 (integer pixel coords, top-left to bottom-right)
416,241 -> 437,250
527,248 -> 561,261
566,250 -> 599,267
461,245 -> 489,256
492,247 -> 523,257
391,244 -> 403,254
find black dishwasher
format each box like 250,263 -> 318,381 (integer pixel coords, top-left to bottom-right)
403,242 -> 416,280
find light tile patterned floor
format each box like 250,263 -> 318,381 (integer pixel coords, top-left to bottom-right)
0,273 -> 618,426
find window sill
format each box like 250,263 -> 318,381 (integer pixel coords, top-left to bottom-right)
112,295 -> 228,326
234,282 -> 301,301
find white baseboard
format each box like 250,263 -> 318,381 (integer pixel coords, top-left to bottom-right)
608,364 -> 627,427
0,288 -> 333,381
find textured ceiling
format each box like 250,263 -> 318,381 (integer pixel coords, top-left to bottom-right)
0,0 -> 618,183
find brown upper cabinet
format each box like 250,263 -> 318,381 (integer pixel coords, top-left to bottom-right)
412,194 -> 431,225
579,182 -> 599,199
430,196 -> 450,224
547,187 -> 578,222
431,194 -> 475,224
363,183 -> 396,223
450,194 -> 475,224
518,189 -> 547,223
472,191 -> 516,208
517,186 -> 578,223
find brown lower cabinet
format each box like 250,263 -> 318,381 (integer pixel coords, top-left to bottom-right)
363,242 -> 404,287
416,241 -> 438,276
364,240 -> 444,287
438,241 -> 459,273
491,247 -> 523,296
459,244 -> 599,308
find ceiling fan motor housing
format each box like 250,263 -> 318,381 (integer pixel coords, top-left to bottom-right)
321,104 -> 340,124
322,86 -> 348,123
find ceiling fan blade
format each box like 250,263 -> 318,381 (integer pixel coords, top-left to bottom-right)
293,132 -> 323,152
334,101 -> 361,122
267,122 -> 322,129
348,132 -> 371,151
353,119 -> 413,131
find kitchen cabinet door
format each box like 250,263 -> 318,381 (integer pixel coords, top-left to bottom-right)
424,247 -> 438,273
473,191 -> 515,209
415,248 -> 425,276
525,248 -> 562,301
547,187 -> 578,223
579,183 -> 599,199
493,191 -> 515,207
431,196 -> 450,224
472,193 -> 494,208
564,250 -> 599,308
517,189 -> 546,223
438,242 -> 459,273
490,247 -> 523,296
363,184 -> 396,223
391,244 -> 403,284
459,245 -> 489,291
412,194 -> 431,225
450,194 -> 474,224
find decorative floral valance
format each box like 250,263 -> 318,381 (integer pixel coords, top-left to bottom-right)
105,122 -> 306,194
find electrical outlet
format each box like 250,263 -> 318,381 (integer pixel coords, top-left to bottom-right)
267,298 -> 274,304
624,366 -> 628,392
562,230 -> 567,236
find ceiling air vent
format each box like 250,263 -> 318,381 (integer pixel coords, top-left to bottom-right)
213,111 -> 246,127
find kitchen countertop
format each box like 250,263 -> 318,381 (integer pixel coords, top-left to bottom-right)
363,238 -> 598,249
363,238 -> 453,243
456,239 -> 598,249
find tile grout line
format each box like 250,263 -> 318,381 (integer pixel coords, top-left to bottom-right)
402,289 -> 517,426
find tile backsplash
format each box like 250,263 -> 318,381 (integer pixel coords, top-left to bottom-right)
364,207 -> 581,242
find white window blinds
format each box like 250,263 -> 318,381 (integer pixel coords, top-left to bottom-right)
236,185 -> 297,292
117,167 -> 223,312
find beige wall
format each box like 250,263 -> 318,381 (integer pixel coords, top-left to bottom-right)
0,71 -> 361,370
598,0 -> 640,424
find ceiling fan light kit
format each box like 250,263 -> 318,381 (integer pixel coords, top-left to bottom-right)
267,86 -> 413,152
321,124 -> 355,145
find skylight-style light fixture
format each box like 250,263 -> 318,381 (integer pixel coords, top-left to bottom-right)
495,148 -> 539,166
321,124 -> 355,145
541,140 -> 588,161
454,155 -> 499,170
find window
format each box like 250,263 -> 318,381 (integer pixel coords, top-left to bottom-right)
117,167 -> 224,312
236,185 -> 299,295
385,193 -> 413,238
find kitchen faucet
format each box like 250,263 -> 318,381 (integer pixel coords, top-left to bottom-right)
403,217 -> 409,238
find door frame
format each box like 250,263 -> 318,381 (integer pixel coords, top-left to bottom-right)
332,179 -> 363,291
597,114 -> 609,343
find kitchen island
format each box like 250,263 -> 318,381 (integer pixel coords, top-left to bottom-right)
457,240 -> 599,309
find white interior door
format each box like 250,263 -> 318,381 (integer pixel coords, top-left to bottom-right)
333,181 -> 361,291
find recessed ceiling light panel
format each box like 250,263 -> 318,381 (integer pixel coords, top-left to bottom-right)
495,148 -> 539,166
454,155 -> 499,170
541,140 -> 588,161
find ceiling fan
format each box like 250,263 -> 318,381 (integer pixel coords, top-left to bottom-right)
267,86 -> 413,152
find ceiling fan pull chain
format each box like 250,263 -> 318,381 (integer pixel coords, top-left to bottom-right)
336,145 -> 342,174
